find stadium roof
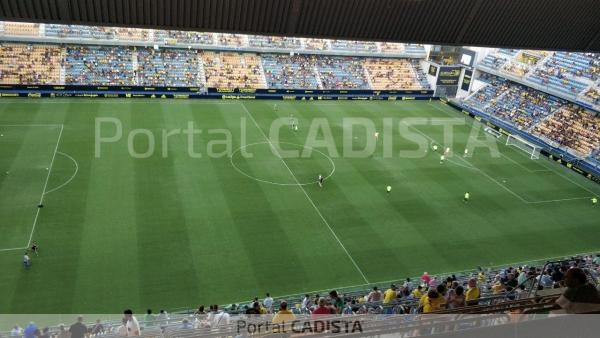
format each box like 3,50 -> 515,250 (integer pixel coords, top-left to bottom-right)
1,0 -> 599,52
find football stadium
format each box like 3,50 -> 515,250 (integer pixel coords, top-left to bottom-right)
1,0 -> 600,337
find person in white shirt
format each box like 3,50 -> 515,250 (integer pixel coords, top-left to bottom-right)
301,294 -> 311,312
263,293 -> 274,313
10,325 -> 22,337
207,305 -> 230,328
116,318 -> 128,337
123,310 -> 140,336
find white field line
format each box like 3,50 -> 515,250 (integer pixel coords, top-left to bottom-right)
423,103 -> 594,202
0,124 -> 63,127
401,120 -> 530,203
0,246 -> 28,252
26,124 -> 64,248
240,103 -> 369,284
507,143 -> 600,196
44,152 -> 79,195
467,136 -> 551,173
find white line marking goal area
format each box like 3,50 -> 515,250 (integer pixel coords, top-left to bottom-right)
0,124 -> 64,251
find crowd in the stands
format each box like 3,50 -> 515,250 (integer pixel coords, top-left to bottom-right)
364,58 -> 426,90
0,42 -> 429,90
249,36 -> 301,49
487,84 -> 564,130
480,49 -> 600,101
202,51 -> 265,89
261,54 -> 319,89
136,49 -> 202,87
0,43 -> 61,85
316,56 -> 370,90
464,74 -> 600,157
4,254 -> 599,338
533,106 -> 600,156
64,46 -> 135,86
330,40 -> 378,52
155,31 -> 214,45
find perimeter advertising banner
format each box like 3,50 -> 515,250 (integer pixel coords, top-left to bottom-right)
436,66 -> 461,85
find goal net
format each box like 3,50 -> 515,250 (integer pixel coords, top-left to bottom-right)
506,134 -> 541,159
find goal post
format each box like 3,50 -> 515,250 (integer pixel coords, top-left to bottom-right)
506,134 -> 541,159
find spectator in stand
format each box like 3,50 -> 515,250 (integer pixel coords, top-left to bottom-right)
421,272 -> 431,285
538,270 -> 554,288
207,304 -> 230,328
465,278 -> 481,305
56,325 -> 69,338
428,276 -> 439,289
10,325 -> 23,337
447,285 -> 466,309
272,301 -> 296,323
263,292 -> 274,313
329,290 -> 344,313
552,266 -> 565,283
40,328 -> 50,338
301,294 -> 311,312
194,305 -> 206,316
505,273 -> 518,289
91,320 -> 104,335
412,285 -> 424,299
403,278 -> 414,291
143,309 -> 155,328
420,289 -> 445,313
312,298 -> 333,317
245,301 -> 262,315
367,286 -> 383,302
123,309 -> 140,337
68,317 -> 86,338
157,310 -> 169,332
116,318 -> 127,337
383,284 -> 398,304
554,267 -> 600,313
23,322 -> 37,338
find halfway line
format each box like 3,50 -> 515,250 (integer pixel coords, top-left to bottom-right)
239,103 -> 370,284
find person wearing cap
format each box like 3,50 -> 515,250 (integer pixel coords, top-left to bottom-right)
383,284 -> 398,304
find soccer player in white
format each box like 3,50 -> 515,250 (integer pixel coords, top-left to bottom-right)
318,174 -> 324,188
440,155 -> 445,164
432,144 -> 438,152
445,147 -> 450,154
374,132 -> 379,141
464,148 -> 469,157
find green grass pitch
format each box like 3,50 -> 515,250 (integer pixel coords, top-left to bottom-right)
0,98 -> 598,314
